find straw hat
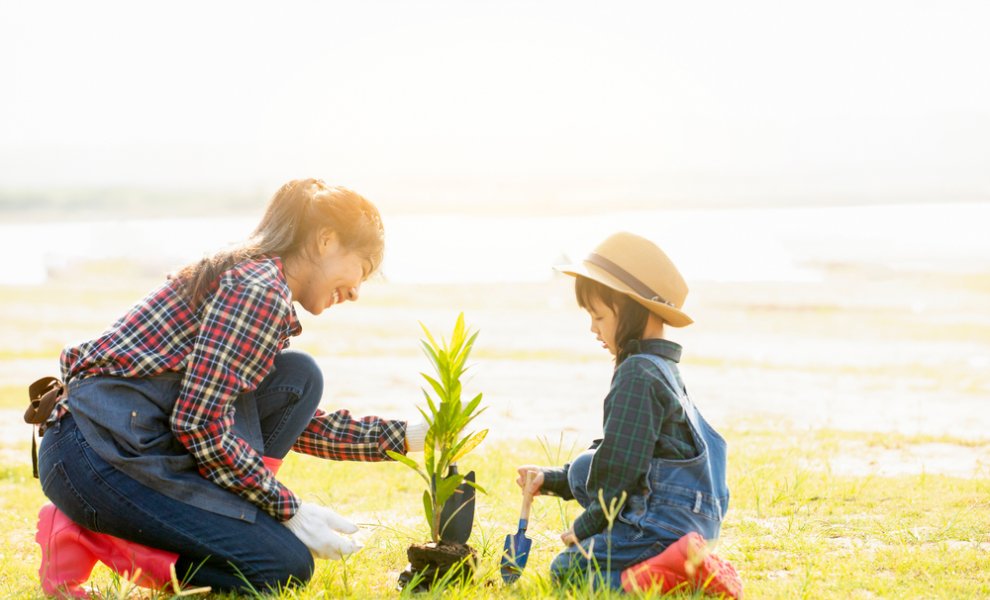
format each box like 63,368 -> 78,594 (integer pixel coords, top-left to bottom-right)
556,231 -> 693,327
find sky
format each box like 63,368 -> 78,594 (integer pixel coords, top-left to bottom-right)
1,0 -> 989,209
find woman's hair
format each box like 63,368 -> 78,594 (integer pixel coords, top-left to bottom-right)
574,276 -> 651,364
174,179 -> 384,310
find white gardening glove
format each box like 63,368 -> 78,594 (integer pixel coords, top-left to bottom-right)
405,419 -> 429,453
283,503 -> 362,560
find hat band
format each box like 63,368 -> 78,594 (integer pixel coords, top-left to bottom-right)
585,253 -> 674,307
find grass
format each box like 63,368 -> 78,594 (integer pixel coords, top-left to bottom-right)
2,428 -> 989,599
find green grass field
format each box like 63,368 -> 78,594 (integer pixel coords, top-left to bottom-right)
2,428 -> 989,598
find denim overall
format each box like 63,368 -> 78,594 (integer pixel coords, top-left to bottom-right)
551,353 -> 730,590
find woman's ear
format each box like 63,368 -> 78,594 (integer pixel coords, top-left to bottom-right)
318,229 -> 340,255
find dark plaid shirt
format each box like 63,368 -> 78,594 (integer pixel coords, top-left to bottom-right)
541,338 -> 698,540
60,256 -> 406,521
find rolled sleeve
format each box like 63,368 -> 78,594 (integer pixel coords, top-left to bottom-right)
293,408 -> 407,461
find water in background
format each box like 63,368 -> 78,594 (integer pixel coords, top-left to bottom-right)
2,202 -> 989,285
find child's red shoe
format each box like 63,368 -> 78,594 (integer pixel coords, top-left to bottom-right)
620,531 -> 742,598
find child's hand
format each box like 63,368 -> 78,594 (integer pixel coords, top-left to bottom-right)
560,526 -> 579,546
515,466 -> 544,496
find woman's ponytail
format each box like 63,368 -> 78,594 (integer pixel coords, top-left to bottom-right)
173,179 -> 384,311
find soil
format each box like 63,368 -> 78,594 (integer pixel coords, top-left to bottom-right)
398,541 -> 477,591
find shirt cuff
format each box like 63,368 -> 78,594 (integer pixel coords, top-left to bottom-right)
573,506 -> 606,541
404,420 -> 428,453
539,466 -> 574,500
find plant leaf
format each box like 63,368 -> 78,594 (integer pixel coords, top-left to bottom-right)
419,321 -> 441,353
450,429 -> 489,464
435,472 -> 465,509
421,388 -> 439,419
421,373 -> 446,403
385,450 -> 420,471
463,392 -> 483,415
423,425 -> 436,475
462,479 -> 487,495
423,490 -> 436,543
415,406 -> 433,429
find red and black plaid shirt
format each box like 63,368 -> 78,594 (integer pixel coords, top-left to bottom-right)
60,256 -> 406,521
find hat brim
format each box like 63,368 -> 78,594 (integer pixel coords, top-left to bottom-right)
554,263 -> 694,327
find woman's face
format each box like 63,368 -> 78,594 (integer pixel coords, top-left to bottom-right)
585,296 -> 618,356
290,233 -> 371,316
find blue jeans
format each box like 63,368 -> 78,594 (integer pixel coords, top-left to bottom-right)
39,351 -> 323,592
549,450 -> 674,590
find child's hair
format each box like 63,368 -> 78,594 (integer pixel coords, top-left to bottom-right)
175,178 -> 384,310
575,275 -> 651,364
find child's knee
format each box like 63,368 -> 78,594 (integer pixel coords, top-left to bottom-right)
550,550 -> 579,583
550,549 -> 625,590
566,449 -> 597,503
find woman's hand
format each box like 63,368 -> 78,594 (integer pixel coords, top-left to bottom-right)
283,503 -> 362,560
560,526 -> 579,546
515,466 -> 544,496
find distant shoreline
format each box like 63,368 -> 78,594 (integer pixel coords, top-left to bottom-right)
2,187 -> 987,222
3,202 -> 989,287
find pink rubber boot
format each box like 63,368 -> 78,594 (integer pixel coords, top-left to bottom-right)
36,503 -> 177,598
620,531 -> 743,598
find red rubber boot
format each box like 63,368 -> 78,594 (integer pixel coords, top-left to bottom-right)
620,531 -> 743,598
263,456 -> 283,475
36,503 -> 177,598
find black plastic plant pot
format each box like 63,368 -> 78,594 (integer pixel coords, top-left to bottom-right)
397,542 -> 478,592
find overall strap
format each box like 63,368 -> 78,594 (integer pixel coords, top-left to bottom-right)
631,353 -> 701,427
631,353 -> 685,401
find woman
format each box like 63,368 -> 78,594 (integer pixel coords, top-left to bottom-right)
35,179 -> 428,597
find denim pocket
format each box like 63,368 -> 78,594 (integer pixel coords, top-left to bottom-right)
651,483 -> 724,522
615,491 -> 649,531
41,460 -> 99,532
38,423 -> 67,463
128,408 -> 174,451
641,514 -> 690,540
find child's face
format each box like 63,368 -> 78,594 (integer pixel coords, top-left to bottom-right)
585,296 -> 618,356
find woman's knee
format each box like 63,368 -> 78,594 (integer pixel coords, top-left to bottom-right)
242,545 -> 314,592
270,551 -> 315,590
274,351 -> 324,405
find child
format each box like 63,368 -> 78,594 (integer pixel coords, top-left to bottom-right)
34,179 -> 430,597
516,231 -> 742,596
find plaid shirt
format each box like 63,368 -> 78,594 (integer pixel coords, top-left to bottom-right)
60,256 -> 406,521
541,339 -> 697,540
